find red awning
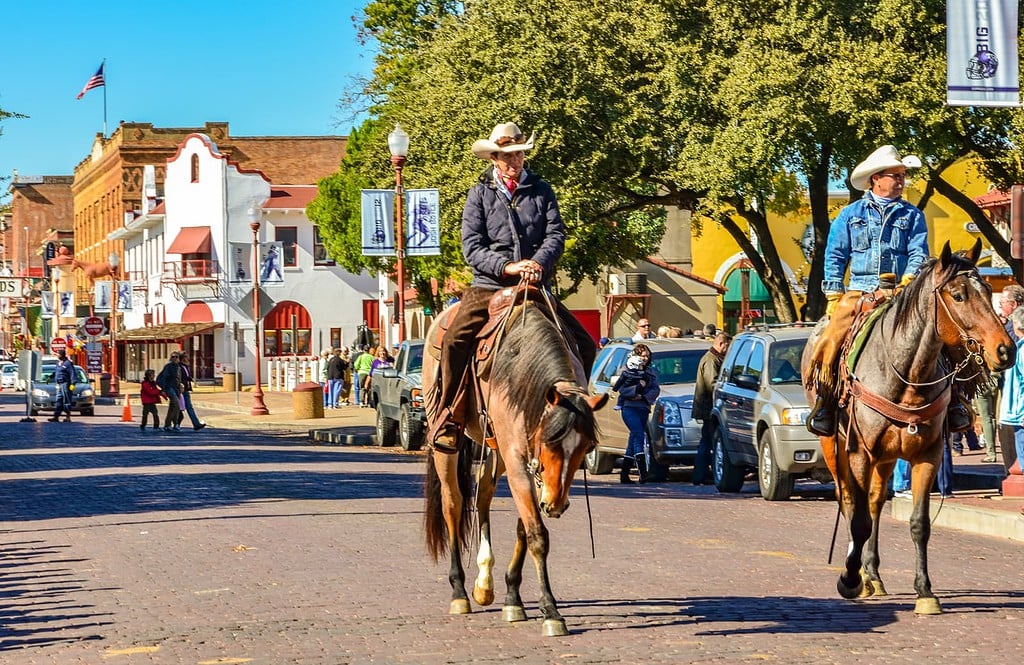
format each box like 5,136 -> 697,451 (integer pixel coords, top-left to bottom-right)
167,226 -> 212,254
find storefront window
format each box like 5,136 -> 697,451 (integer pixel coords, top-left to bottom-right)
264,330 -> 278,357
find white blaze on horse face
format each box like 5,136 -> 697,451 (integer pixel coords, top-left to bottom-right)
538,432 -> 585,517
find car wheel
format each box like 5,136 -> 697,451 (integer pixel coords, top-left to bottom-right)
585,447 -> 615,474
713,428 -> 745,493
399,403 -> 424,451
375,406 -> 398,447
758,431 -> 793,501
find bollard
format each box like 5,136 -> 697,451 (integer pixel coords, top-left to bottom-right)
292,382 -> 324,420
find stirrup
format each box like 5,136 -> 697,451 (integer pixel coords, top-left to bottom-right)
429,421 -> 462,454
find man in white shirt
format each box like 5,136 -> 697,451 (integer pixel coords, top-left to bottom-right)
632,318 -> 654,342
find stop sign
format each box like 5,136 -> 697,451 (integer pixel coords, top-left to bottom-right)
84,316 -> 105,336
50,337 -> 67,353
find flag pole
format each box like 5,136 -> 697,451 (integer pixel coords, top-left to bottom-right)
102,58 -> 108,138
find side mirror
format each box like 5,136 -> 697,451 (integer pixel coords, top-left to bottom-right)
734,374 -> 760,391
381,368 -> 398,379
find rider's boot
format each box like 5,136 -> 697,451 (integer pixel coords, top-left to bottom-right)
947,392 -> 974,433
807,394 -> 837,437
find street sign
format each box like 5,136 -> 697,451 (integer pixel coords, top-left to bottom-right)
83,316 -> 105,336
86,350 -> 102,373
50,337 -> 67,353
0,277 -> 25,298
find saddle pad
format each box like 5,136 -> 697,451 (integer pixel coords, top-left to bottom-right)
845,301 -> 891,373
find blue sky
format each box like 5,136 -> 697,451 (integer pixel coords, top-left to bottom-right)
0,0 -> 373,188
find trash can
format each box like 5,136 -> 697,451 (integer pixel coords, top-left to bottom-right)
222,372 -> 238,392
292,381 -> 324,420
99,372 -> 112,396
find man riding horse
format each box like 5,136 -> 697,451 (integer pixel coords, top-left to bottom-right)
806,144 -> 972,436
428,122 -> 597,452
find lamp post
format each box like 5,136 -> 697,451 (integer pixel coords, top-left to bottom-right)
388,123 -> 409,343
108,251 -> 120,396
248,203 -> 270,416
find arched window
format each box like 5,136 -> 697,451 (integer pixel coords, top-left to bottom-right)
262,301 -> 312,356
190,154 -> 200,183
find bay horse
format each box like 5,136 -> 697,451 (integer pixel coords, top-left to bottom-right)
422,291 -> 607,636
802,240 -> 1014,614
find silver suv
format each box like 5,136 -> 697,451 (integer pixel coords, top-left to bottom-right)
708,326 -> 831,500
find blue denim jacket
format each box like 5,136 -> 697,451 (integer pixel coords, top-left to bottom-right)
822,194 -> 929,294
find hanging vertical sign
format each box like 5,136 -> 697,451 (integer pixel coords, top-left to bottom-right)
405,189 -> 441,256
947,0 -> 1020,107
94,281 -> 112,313
116,281 -> 132,311
228,242 -> 252,284
259,242 -> 285,285
360,189 -> 396,256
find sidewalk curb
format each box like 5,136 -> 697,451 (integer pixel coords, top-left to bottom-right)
891,495 -> 1024,542
308,428 -> 376,446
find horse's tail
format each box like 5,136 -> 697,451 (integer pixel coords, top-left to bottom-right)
423,446 -> 474,562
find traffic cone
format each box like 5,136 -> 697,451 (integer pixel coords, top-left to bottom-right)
121,395 -> 133,422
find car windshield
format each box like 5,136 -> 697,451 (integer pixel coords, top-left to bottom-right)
649,349 -> 705,385
40,365 -> 89,384
768,339 -> 806,385
2,365 -> 15,375
407,346 -> 423,373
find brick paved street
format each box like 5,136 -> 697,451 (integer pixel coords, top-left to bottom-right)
1,392 -> 1023,664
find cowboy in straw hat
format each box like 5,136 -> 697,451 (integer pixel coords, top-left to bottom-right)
425,121 -> 596,452
805,144 -> 938,437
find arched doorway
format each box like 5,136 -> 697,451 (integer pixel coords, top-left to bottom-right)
181,301 -> 216,379
262,301 -> 312,356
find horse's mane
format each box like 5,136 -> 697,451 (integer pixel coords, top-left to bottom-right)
489,307 -> 598,442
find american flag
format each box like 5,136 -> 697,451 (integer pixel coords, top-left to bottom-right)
76,63 -> 105,100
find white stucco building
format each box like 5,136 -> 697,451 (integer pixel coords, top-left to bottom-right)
110,133 -> 376,386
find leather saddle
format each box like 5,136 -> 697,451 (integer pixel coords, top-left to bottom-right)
427,285 -> 555,378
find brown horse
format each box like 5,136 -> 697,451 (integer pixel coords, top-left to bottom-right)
802,240 -> 1014,614
422,298 -> 607,636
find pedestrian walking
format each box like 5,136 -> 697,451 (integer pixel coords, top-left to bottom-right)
176,355 -> 207,431
139,369 -> 163,431
613,344 -> 660,483
50,349 -> 74,423
157,352 -> 183,432
692,332 -> 731,485
326,348 -> 348,409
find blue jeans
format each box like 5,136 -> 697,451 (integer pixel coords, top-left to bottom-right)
328,379 -> 343,407
179,391 -> 201,428
892,448 -> 952,496
54,382 -> 72,418
1014,427 -> 1024,470
621,406 -> 649,460
892,458 -> 910,492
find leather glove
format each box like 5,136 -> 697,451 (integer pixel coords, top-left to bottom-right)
825,293 -> 842,317
899,274 -> 914,287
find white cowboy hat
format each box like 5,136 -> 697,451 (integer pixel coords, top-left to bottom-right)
471,122 -> 536,159
849,145 -> 923,191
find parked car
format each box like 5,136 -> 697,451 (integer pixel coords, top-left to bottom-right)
586,337 -> 711,475
30,364 -> 96,416
370,340 -> 426,450
707,325 -> 831,500
0,362 -> 16,390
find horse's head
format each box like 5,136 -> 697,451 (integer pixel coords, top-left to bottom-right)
531,382 -> 608,518
932,239 -> 1015,371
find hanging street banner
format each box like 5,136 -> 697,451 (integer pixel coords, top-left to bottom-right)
116,281 -> 132,311
360,189 -> 396,256
947,0 -> 1020,107
405,189 -> 442,256
228,242 -> 252,284
59,291 -> 74,317
259,242 -> 285,286
94,281 -> 112,313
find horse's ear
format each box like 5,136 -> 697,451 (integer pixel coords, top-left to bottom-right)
967,238 -> 982,264
545,386 -> 561,406
586,393 -> 609,412
939,241 -> 952,267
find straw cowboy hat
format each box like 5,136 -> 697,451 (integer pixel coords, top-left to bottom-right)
849,145 -> 923,191
471,122 -> 536,159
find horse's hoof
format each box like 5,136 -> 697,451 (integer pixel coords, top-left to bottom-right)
473,585 -> 494,606
541,619 -> 569,637
837,575 -> 863,600
869,579 -> 888,597
914,597 -> 942,615
449,598 -> 471,615
502,605 -> 527,622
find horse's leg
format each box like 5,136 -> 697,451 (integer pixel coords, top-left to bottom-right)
837,446 -> 870,599
909,457 -> 942,615
473,450 -> 505,607
502,517 -> 529,623
435,449 -> 471,614
859,460 -> 896,598
505,470 -> 567,637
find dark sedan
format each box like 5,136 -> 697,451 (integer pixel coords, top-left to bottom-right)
30,364 -> 96,416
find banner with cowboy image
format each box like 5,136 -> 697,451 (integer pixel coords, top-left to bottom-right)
94,281 -> 112,313
259,242 -> 285,285
405,189 -> 441,256
947,0 -> 1019,107
228,243 -> 252,284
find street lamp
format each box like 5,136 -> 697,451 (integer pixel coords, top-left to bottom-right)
108,251 -> 120,396
388,123 -> 409,343
248,203 -> 270,416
